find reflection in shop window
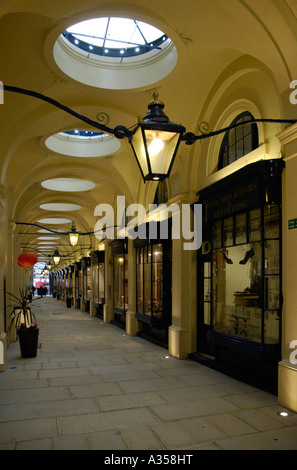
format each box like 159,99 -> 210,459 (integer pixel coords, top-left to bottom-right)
211,205 -> 281,345
213,243 -> 262,342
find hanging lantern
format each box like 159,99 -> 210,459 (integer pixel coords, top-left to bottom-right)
129,90 -> 185,182
18,252 -> 38,269
68,223 -> 80,247
53,249 -> 61,265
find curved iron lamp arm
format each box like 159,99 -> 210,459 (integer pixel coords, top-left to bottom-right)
182,118 -> 297,145
2,85 -> 296,143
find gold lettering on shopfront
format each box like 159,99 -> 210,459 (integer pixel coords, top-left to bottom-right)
206,182 -> 257,219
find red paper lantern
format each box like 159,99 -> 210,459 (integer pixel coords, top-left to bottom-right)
18,253 -> 38,269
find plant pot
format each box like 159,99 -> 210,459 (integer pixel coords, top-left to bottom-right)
66,297 -> 72,308
18,327 -> 39,358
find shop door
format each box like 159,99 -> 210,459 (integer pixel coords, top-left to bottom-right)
197,235 -> 216,357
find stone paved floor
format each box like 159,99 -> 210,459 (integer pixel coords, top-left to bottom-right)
0,296 -> 297,451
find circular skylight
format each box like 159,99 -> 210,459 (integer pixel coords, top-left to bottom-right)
45,130 -> 121,157
64,18 -> 168,59
53,16 -> 178,89
37,236 -> 60,240
37,217 -> 72,224
41,178 -> 95,192
38,228 -> 65,234
40,203 -> 81,211
38,241 -> 57,245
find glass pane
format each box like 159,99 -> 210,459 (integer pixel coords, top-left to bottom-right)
236,125 -> 243,141
204,261 -> 211,278
86,268 -> 92,301
229,145 -> 236,164
235,213 -> 247,244
137,263 -> 143,313
145,130 -> 180,175
229,129 -> 235,146
204,302 -> 211,325
264,205 -> 280,239
124,254 -> 128,310
204,278 -> 211,302
92,264 -> 99,304
265,276 -> 280,310
264,311 -> 280,344
236,140 -> 244,159
98,263 -> 105,303
114,255 -> 125,309
212,221 -> 221,249
152,244 -> 163,262
249,209 -> 261,242
223,217 -> 233,247
152,263 -> 163,318
144,263 -> 151,315
131,127 -> 148,176
244,133 -> 252,154
213,243 -> 262,342
265,240 -> 279,274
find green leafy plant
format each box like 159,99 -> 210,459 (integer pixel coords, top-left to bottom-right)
6,288 -> 40,335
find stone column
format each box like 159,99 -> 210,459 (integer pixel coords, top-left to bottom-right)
277,123 -> 297,412
126,238 -> 139,336
168,204 -> 197,359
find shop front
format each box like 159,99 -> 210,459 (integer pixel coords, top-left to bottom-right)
74,261 -> 82,309
194,159 -> 284,393
82,257 -> 91,313
111,240 -> 128,329
91,250 -> 105,318
135,236 -> 172,347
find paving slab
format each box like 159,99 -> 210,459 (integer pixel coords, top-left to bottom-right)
0,296 -> 296,451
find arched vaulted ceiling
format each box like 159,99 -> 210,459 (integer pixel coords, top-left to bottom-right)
1,0 -> 297,263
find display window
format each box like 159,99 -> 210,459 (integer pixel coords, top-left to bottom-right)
74,262 -> 82,309
196,159 -> 284,392
136,243 -> 163,320
91,251 -> 105,317
113,254 -> 128,312
206,205 -> 281,345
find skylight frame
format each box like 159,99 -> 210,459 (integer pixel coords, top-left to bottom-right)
63,17 -> 169,60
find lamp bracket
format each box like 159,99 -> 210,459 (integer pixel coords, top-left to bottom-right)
2,84 -> 297,146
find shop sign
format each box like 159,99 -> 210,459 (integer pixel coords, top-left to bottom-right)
204,182 -> 259,221
288,218 -> 297,230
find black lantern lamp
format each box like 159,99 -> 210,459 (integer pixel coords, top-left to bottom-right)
129,90 -> 185,182
53,249 -> 61,265
68,222 -> 80,247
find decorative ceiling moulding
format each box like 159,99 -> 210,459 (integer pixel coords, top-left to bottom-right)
43,8 -> 186,90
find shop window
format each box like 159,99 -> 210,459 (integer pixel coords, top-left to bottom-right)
218,112 -> 259,169
83,267 -> 92,302
136,243 -> 163,320
211,205 -> 280,344
113,254 -> 128,312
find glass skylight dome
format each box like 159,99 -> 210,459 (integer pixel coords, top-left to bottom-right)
45,129 -> 121,157
63,17 -> 168,60
53,16 -> 178,89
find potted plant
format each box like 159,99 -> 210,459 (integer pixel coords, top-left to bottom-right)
66,287 -> 72,308
7,288 -> 41,358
